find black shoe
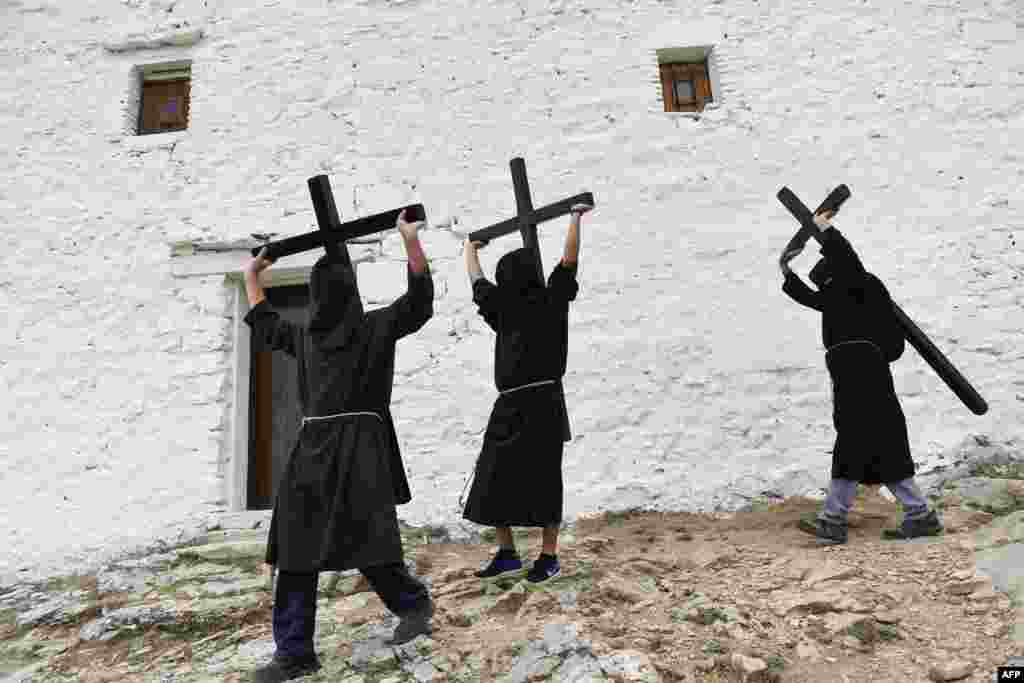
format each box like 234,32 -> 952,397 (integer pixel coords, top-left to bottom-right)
251,654 -> 321,683
474,548 -> 525,581
388,599 -> 434,645
882,509 -> 943,540
815,517 -> 848,545
526,554 -> 561,584
797,512 -> 848,545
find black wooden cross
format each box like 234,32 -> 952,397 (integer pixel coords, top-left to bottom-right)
251,174 -> 426,260
777,185 -> 988,416
468,157 -> 595,281
779,184 -> 851,255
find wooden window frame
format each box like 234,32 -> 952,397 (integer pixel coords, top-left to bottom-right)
137,68 -> 191,136
660,61 -> 713,113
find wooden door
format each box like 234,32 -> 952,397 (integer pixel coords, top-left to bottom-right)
248,285 -> 309,510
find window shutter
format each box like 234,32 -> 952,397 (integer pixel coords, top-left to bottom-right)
659,63 -> 676,112
694,63 -> 713,111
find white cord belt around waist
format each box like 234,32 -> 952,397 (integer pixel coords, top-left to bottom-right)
302,411 -> 384,425
498,379 -> 558,396
825,340 -> 882,355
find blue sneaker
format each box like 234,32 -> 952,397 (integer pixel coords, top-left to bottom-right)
526,554 -> 561,584
475,549 -> 524,581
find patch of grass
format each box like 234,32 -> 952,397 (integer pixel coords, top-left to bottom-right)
43,574 -> 92,594
170,552 -> 264,578
476,527 -> 534,544
0,608 -> 16,628
156,611 -> 233,640
168,553 -> 206,570
702,639 -> 724,655
691,607 -> 731,626
847,621 -> 872,642
602,507 -> 648,527
969,462 -> 1024,480
764,654 -> 786,673
878,624 -> 901,641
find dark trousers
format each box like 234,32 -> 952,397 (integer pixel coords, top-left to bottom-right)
273,563 -> 431,658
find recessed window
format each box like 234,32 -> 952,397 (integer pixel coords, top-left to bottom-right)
659,60 -> 713,112
137,61 -> 191,135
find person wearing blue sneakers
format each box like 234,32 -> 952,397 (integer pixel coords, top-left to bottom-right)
780,207 -> 943,546
461,204 -> 593,584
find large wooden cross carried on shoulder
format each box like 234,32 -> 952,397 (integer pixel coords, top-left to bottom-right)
776,185 -> 988,416
468,157 -> 595,281
251,175 -> 426,260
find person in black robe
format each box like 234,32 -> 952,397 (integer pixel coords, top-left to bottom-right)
460,203 -> 593,584
242,210 -> 435,683
780,208 -> 943,545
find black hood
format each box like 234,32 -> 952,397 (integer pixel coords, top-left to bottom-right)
308,247 -> 364,349
496,247 -> 544,298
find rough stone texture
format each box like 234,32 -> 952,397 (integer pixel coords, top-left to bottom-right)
180,540 -> 266,563
943,477 -> 1024,515
928,660 -> 975,681
501,622 -> 662,683
14,591 -> 92,628
78,605 -> 177,641
232,638 -> 277,669
973,510 -> 1024,550
0,0 -> 1022,588
974,541 -> 1024,645
802,561 -> 859,587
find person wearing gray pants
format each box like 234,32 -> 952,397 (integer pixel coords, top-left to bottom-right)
779,207 -> 942,545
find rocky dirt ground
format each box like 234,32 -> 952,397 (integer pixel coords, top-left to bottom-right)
2,468 -> 1024,683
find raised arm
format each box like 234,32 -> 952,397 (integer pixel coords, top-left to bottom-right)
242,249 -> 300,356
377,209 -> 435,341
464,238 -> 500,331
465,238 -> 485,285
244,247 -> 274,307
781,270 -> 824,312
778,235 -> 822,311
561,203 -> 592,267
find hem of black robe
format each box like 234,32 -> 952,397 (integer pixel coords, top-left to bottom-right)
462,513 -> 563,528
270,559 -> 405,573
830,469 -> 917,486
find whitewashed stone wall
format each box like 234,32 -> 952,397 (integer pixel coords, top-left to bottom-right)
0,0 -> 1020,584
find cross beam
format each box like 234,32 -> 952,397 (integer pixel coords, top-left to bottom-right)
778,184 -> 851,255
251,174 -> 426,260
776,186 -> 988,416
468,157 -> 595,281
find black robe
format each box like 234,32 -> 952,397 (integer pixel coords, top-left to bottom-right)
782,227 -> 914,484
244,252 -> 433,572
462,248 -> 577,528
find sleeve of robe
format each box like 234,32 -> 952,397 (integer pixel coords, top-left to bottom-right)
243,299 -> 299,358
377,264 -> 435,342
472,277 -> 501,333
781,270 -> 823,312
820,226 -> 867,286
547,261 -> 579,305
